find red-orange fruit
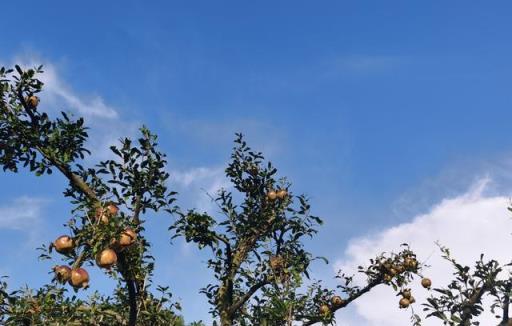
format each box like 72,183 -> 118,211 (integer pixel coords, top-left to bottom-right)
119,228 -> 137,247
26,95 -> 39,108
276,189 -> 288,199
421,277 -> 432,289
69,268 -> 89,288
319,304 -> 330,315
399,297 -> 410,308
53,235 -> 74,254
267,190 -> 277,201
54,265 -> 72,283
96,249 -> 118,268
331,295 -> 344,307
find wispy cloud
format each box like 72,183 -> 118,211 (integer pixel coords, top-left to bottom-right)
7,56 -> 118,119
333,178 -> 512,325
163,113 -> 286,159
1,54 -> 143,161
0,197 -> 47,247
0,197 -> 46,231
172,166 -> 231,214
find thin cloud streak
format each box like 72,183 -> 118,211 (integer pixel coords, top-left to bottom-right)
5,56 -> 118,119
172,166 -> 231,215
0,197 -> 46,231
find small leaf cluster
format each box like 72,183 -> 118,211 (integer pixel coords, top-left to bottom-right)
0,65 -> 89,175
421,242 -> 507,326
0,279 -> 184,326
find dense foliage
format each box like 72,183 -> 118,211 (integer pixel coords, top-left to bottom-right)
0,65 -> 184,325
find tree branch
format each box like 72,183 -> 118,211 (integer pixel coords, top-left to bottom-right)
458,269 -> 500,326
459,285 -> 487,326
16,91 -> 98,203
118,251 -> 138,326
229,276 -> 270,315
132,194 -> 142,225
501,281 -> 512,325
301,277 -> 382,326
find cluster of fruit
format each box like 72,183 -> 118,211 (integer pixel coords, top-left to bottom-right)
51,203 -> 137,289
266,189 -> 288,201
319,295 -> 346,316
398,289 -> 415,308
398,278 -> 432,308
380,255 -> 419,282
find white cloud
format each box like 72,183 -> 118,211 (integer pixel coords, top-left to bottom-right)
8,57 -> 118,119
172,166 -> 231,214
333,178 -> 512,326
173,167 -> 224,188
1,55 -> 144,161
0,196 -> 46,232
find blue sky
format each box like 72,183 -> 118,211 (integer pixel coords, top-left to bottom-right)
2,2 -> 512,324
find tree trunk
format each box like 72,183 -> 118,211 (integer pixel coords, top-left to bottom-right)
220,311 -> 232,326
127,279 -> 138,326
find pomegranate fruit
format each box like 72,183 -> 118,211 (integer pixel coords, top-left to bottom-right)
276,189 -> 288,199
402,289 -> 412,299
269,255 -> 284,271
26,95 -> 39,109
96,249 -> 117,268
53,235 -> 74,254
106,202 -> 119,216
119,228 -> 137,247
319,304 -> 330,315
421,277 -> 432,289
95,207 -> 110,224
331,295 -> 344,307
267,190 -> 277,201
69,268 -> 89,288
399,297 -> 410,308
54,265 -> 72,283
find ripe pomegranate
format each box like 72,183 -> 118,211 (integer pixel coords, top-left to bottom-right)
402,289 -> 412,299
399,297 -> 410,308
96,249 -> 117,268
276,189 -> 288,200
267,190 -> 277,201
69,268 -> 89,288
331,295 -> 344,307
53,235 -> 74,254
106,202 -> 119,216
269,255 -> 284,271
119,228 -> 137,247
404,257 -> 418,270
95,207 -> 110,224
383,274 -> 392,282
54,265 -> 72,283
94,202 -> 119,224
421,277 -> 432,289
26,95 -> 39,109
319,304 -> 330,315
409,296 -> 416,304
